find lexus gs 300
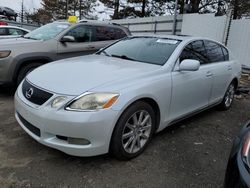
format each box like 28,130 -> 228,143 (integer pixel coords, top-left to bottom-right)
15,35 -> 241,160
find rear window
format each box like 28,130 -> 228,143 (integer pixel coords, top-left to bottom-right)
101,37 -> 181,65
222,47 -> 229,61
93,26 -> 127,41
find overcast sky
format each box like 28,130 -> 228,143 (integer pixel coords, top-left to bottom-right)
0,0 -> 41,13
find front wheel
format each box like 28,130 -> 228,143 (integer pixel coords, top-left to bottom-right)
16,63 -> 42,85
218,82 -> 236,110
110,101 -> 156,160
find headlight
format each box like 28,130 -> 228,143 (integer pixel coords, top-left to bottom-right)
0,51 -> 11,58
66,93 -> 119,111
242,134 -> 250,168
51,96 -> 67,108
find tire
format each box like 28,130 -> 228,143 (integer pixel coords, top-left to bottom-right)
17,63 -> 42,85
110,101 -> 156,160
218,81 -> 236,110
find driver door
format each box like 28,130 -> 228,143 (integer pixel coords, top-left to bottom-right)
57,25 -> 99,59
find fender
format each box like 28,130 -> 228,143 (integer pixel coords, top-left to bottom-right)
11,53 -> 56,82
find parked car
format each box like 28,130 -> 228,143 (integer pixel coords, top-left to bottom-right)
224,121 -> 250,188
15,35 -> 241,160
0,21 -> 131,86
0,6 -> 17,18
0,15 -> 8,20
0,26 -> 30,39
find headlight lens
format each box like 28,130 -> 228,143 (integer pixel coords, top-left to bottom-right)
242,134 -> 250,167
51,96 -> 67,108
0,51 -> 11,58
67,93 -> 119,111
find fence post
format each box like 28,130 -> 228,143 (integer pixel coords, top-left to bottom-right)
223,9 -> 233,46
154,21 -> 157,34
172,0 -> 178,35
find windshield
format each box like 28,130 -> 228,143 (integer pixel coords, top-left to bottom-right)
24,22 -> 70,41
99,37 -> 181,65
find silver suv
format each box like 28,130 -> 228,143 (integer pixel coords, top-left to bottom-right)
0,21 -> 131,85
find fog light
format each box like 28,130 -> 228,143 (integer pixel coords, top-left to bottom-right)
68,137 -> 90,145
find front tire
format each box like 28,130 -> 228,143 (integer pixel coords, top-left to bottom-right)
17,63 -> 42,85
110,101 -> 156,160
218,81 -> 236,110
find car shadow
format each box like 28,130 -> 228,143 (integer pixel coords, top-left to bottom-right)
0,86 -> 16,96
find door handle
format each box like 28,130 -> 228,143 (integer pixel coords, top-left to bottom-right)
227,66 -> 232,71
206,71 -> 213,77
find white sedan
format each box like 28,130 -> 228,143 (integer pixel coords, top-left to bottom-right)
15,35 -> 241,160
0,26 -> 30,39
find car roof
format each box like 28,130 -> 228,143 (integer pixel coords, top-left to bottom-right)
128,34 -> 193,41
130,34 -> 222,43
0,25 -> 30,32
53,20 -> 128,29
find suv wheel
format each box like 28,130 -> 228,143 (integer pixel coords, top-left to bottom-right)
17,63 -> 42,85
110,101 -> 156,160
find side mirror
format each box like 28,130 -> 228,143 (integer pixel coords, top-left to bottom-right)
179,59 -> 200,72
60,36 -> 75,43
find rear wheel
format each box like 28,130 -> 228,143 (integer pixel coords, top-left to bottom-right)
218,81 -> 236,110
110,101 -> 156,160
17,63 -> 42,85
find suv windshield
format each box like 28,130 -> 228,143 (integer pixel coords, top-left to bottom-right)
99,37 -> 181,65
24,22 -> 70,41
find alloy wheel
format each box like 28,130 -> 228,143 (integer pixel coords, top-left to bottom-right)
122,110 -> 152,154
225,84 -> 235,108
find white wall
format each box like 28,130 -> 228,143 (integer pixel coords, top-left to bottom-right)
181,13 -> 227,43
227,19 -> 250,67
112,15 -> 183,35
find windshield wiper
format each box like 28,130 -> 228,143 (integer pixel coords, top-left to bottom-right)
111,54 -> 137,61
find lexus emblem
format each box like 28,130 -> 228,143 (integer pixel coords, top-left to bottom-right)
25,88 -> 34,99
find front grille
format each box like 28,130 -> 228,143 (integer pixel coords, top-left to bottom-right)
22,79 -> 53,105
17,113 -> 41,137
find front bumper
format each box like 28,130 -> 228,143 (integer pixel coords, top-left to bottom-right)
14,86 -> 120,157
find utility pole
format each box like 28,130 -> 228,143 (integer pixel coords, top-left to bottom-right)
21,0 -> 24,23
79,0 -> 82,20
66,0 -> 69,19
172,0 -> 178,35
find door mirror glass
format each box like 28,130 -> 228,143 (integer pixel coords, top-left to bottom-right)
60,36 -> 75,43
179,59 -> 200,71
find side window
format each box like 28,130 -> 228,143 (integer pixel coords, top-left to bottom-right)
222,47 -> 229,61
113,28 -> 127,39
0,28 -> 8,35
66,26 -> 92,42
9,28 -> 20,35
17,29 -> 28,35
180,40 -> 208,64
204,40 -> 224,63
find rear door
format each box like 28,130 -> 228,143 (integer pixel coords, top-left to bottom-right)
170,40 -> 213,120
203,40 -> 232,104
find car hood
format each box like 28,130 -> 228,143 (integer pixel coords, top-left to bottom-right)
0,37 -> 41,49
27,55 -> 161,95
